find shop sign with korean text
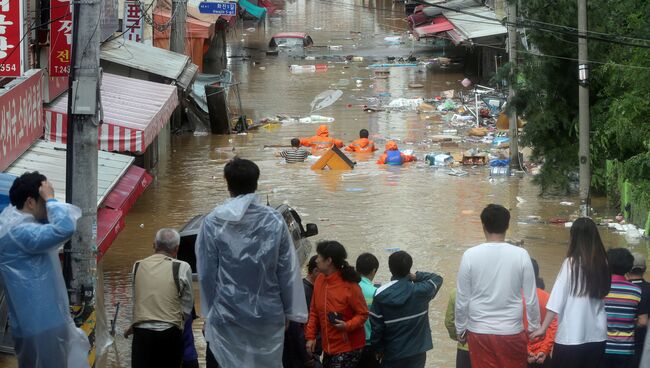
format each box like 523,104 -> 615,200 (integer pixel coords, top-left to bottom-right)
0,70 -> 44,171
123,0 -> 143,42
50,0 -> 72,77
0,0 -> 24,77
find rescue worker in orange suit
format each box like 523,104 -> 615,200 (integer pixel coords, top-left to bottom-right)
376,141 -> 417,165
299,125 -> 344,156
345,129 -> 378,153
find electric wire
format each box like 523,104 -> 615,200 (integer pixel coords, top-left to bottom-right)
308,0 -> 650,49
0,14 -> 71,73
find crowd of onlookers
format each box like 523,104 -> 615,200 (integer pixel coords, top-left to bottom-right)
2,159 -> 650,368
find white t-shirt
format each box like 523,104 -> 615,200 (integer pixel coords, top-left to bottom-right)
546,258 -> 607,345
455,242 -> 540,335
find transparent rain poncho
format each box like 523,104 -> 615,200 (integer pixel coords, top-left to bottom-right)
0,200 -> 90,368
196,194 -> 308,368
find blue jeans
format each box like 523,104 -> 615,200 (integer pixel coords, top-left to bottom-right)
381,352 -> 426,368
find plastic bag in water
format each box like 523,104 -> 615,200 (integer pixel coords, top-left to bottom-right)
310,90 -> 343,113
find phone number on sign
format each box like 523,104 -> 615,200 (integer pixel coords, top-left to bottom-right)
0,64 -> 17,72
53,66 -> 70,74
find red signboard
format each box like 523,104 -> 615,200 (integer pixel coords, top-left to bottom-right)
49,0 -> 72,77
0,70 -> 44,170
0,0 -> 24,77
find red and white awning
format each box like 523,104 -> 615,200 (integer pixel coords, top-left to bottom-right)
414,16 -> 455,38
98,165 -> 153,260
44,73 -> 179,154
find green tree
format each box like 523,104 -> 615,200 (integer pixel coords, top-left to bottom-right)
514,0 -> 650,194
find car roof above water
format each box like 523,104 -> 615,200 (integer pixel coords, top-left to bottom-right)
272,32 -> 308,39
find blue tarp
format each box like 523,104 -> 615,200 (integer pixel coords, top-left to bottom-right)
238,0 -> 267,19
0,173 -> 17,212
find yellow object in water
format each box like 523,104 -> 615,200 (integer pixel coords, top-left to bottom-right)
311,146 -> 355,170
497,112 -> 525,130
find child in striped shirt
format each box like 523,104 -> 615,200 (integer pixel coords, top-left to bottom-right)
602,248 -> 642,368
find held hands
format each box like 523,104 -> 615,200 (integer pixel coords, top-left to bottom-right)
527,352 -> 547,364
529,328 -> 546,341
39,181 -> 55,201
457,330 -> 467,344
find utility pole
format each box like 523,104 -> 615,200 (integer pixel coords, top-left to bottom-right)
507,0 -> 520,171
169,0 -> 186,131
577,0 -> 590,216
170,0 -> 187,54
64,0 -> 101,353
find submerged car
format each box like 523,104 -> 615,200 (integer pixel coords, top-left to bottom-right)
177,204 -> 318,274
267,32 -> 314,55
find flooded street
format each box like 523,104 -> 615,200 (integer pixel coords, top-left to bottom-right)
97,0 -> 648,366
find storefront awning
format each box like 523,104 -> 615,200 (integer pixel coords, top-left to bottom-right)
239,0 -> 266,19
443,6 -> 506,44
101,39 -> 199,90
43,73 -> 179,154
414,16 -> 455,38
154,10 -> 215,39
97,165 -> 152,259
153,10 -> 216,72
4,140 -> 134,205
0,140 -> 152,260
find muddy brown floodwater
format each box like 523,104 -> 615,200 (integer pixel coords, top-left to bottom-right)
86,0 -> 650,367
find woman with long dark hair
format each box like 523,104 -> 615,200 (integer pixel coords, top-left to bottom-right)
305,241 -> 368,368
530,218 -> 611,368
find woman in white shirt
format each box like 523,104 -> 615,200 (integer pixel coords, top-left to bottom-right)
529,217 -> 610,368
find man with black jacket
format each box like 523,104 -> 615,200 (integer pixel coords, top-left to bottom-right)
369,251 -> 443,368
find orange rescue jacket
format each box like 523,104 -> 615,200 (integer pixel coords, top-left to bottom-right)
305,271 -> 368,355
345,138 -> 377,153
299,125 -> 344,155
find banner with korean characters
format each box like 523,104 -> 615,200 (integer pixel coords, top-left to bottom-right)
0,70 -> 44,170
0,0 -> 24,77
49,0 -> 72,77
123,0 -> 143,42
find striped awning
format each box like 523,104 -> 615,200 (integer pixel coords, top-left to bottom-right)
414,16 -> 455,38
43,73 -> 179,154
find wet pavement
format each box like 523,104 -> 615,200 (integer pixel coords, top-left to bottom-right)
89,0 -> 649,366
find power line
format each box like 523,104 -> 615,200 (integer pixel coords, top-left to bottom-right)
414,0 -> 650,49
101,0 -> 155,44
0,14 -> 72,74
425,32 -> 650,71
312,0 -> 650,49
302,0 -> 650,69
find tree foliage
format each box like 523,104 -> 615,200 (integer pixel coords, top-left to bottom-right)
513,0 -> 650,194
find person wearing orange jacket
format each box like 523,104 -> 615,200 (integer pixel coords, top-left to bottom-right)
305,241 -> 368,368
299,125 -> 344,156
376,141 -> 416,165
345,129 -> 378,153
525,259 -> 558,368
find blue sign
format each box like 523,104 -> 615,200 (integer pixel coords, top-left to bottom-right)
198,1 -> 237,15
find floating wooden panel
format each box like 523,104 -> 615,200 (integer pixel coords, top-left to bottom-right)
311,146 -> 355,170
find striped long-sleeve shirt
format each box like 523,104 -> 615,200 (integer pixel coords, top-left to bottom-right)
604,275 -> 642,355
280,148 -> 310,163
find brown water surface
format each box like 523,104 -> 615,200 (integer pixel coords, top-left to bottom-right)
93,0 -> 649,366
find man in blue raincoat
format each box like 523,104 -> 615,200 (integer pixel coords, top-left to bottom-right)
196,158 -> 308,368
0,172 -> 89,368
